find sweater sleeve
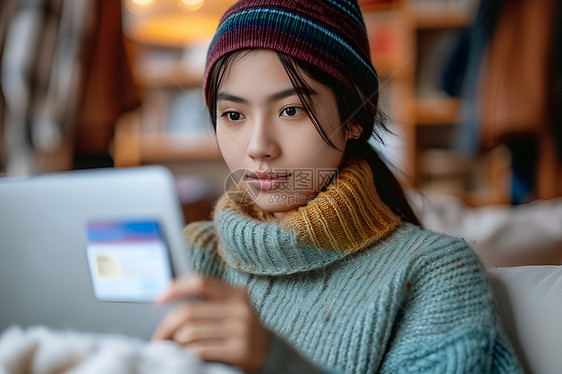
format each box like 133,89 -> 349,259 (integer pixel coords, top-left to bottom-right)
379,235 -> 522,373
258,333 -> 341,374
183,221 -> 227,279
184,223 -> 340,374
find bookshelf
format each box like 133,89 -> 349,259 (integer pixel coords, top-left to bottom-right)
361,0 -> 481,201
414,97 -> 459,126
413,1 -> 474,29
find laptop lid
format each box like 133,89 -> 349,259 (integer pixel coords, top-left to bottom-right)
0,166 -> 191,340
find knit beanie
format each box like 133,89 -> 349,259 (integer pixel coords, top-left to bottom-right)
203,0 -> 378,101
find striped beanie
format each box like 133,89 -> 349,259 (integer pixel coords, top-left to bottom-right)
203,0 -> 378,100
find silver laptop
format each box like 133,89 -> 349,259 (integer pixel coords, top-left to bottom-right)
0,166 -> 191,340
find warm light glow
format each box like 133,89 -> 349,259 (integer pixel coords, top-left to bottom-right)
125,0 -> 155,15
128,14 -> 218,46
122,0 -> 236,46
179,0 -> 204,12
131,0 -> 154,6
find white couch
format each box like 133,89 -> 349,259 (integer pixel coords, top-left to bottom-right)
488,266 -> 562,374
410,192 -> 562,267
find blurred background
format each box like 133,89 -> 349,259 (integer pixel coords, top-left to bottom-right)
1,0 -> 561,224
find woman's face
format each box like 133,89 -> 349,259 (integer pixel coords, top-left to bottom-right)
215,50 -> 350,218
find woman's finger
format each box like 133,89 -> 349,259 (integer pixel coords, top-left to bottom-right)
156,274 -> 242,304
152,302 -> 192,341
188,344 -> 236,365
152,300 -> 240,341
173,321 -> 234,345
186,338 -> 265,372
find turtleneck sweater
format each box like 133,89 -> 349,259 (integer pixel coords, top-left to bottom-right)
184,159 -> 522,374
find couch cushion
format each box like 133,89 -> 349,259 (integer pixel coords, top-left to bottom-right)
488,266 -> 562,374
410,191 -> 562,266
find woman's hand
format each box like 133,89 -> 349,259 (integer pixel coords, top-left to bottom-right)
152,274 -> 271,372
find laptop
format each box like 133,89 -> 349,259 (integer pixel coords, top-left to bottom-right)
0,166 -> 192,340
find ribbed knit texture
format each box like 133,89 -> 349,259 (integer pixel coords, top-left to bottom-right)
213,159 -> 399,258
281,158 -> 400,253
184,162 -> 522,373
203,0 -> 378,102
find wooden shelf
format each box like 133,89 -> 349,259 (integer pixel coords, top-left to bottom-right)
124,37 -> 206,88
132,55 -> 204,88
412,2 -> 475,29
414,97 -> 459,125
113,110 -> 220,167
364,10 -> 412,79
360,0 -> 403,13
140,132 -> 220,161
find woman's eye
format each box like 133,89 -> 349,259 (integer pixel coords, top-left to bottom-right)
222,111 -> 244,122
281,107 -> 303,117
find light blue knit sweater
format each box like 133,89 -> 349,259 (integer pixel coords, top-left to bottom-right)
184,165 -> 522,373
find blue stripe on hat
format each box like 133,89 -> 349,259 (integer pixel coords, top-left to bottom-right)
326,0 -> 366,29
213,8 -> 376,78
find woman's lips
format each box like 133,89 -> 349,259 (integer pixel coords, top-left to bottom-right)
246,171 -> 291,191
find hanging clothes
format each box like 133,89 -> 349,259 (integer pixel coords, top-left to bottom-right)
480,0 -> 557,149
0,0 -> 140,176
440,0 -> 503,157
0,0 -> 18,173
552,1 -> 562,161
0,0 -> 95,175
480,0 -> 561,200
73,0 -> 140,161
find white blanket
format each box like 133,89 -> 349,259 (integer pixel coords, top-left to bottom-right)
0,326 -> 241,374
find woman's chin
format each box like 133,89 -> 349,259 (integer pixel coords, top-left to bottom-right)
252,192 -> 313,218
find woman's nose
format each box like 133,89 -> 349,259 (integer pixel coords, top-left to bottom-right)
246,119 -> 280,160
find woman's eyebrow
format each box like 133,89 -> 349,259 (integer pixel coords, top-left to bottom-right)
217,88 -> 316,105
267,88 -> 299,103
268,87 -> 318,103
217,92 -> 247,104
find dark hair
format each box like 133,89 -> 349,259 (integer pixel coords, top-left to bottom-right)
205,50 -> 420,226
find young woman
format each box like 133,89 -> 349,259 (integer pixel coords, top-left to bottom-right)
153,1 -> 522,373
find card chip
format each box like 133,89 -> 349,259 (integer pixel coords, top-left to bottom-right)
94,254 -> 122,278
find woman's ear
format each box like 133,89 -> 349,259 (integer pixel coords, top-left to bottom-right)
346,122 -> 362,140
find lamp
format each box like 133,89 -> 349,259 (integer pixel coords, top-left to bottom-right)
121,0 -> 235,84
121,0 -> 234,47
